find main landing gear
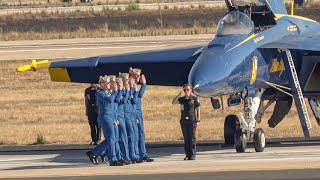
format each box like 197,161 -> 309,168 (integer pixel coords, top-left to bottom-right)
224,88 -> 266,153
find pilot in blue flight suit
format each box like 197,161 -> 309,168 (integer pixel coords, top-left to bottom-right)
129,68 -> 154,162
122,73 -> 142,163
131,82 -> 140,160
109,75 -> 123,164
86,75 -> 124,166
114,76 -> 131,165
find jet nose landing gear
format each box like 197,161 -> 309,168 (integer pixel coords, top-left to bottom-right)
224,88 -> 266,153
233,121 -> 266,153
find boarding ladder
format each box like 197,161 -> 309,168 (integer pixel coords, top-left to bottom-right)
282,49 -> 311,139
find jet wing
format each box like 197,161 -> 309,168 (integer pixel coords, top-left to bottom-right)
17,45 -> 203,86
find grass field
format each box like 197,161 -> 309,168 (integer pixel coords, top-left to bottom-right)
1,60 -> 320,146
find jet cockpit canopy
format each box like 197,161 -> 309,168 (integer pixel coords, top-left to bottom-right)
216,11 -> 254,36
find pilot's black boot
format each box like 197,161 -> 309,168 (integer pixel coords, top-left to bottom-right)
86,151 -> 98,165
135,158 -> 143,163
118,159 -> 131,165
131,158 -> 143,164
188,155 -> 196,160
100,155 -> 107,163
110,161 -> 124,166
143,157 -> 154,162
125,160 -> 132,165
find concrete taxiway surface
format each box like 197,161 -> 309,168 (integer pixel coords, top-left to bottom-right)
1,142 -> 320,179
0,35 -> 211,61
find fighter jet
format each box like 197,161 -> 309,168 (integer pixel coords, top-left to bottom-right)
17,0 -> 320,153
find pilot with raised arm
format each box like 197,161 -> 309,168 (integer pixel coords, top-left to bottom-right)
115,76 -> 131,165
172,84 -> 200,160
122,73 -> 142,163
109,75 -> 124,164
86,75 -> 124,166
129,68 -> 154,162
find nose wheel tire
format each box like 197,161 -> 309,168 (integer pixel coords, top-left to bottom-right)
253,128 -> 265,152
234,129 -> 246,153
224,115 -> 238,145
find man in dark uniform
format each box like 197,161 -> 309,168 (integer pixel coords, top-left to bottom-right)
85,84 -> 101,146
172,84 -> 200,160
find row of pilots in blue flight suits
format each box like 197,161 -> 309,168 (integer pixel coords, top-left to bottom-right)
86,71 -> 154,166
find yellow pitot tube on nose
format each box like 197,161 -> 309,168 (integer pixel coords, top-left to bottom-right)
16,59 -> 50,72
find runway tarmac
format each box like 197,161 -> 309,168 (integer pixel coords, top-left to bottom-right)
1,142 -> 320,179
0,34 -> 211,61
10,169 -> 320,180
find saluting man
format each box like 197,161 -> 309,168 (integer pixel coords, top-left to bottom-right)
86,76 -> 124,166
122,73 -> 142,163
84,84 -> 101,146
109,75 -> 124,164
115,76 -> 131,164
172,84 -> 201,160
129,68 -> 154,162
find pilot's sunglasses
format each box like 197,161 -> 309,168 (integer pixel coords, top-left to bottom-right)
184,89 -> 191,92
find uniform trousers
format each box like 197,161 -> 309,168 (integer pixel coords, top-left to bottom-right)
180,120 -> 196,158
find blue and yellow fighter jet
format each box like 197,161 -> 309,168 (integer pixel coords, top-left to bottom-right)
17,0 -> 320,153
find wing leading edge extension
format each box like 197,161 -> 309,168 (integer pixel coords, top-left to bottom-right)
261,14 -> 320,52
17,45 -> 203,86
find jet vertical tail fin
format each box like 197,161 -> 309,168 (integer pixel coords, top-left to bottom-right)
265,0 -> 288,15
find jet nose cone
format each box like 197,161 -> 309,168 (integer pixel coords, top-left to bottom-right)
188,66 -> 209,97
188,48 -> 232,97
189,69 -> 204,89
192,83 -> 205,97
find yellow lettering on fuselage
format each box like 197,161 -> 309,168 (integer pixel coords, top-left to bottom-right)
270,59 -> 285,73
